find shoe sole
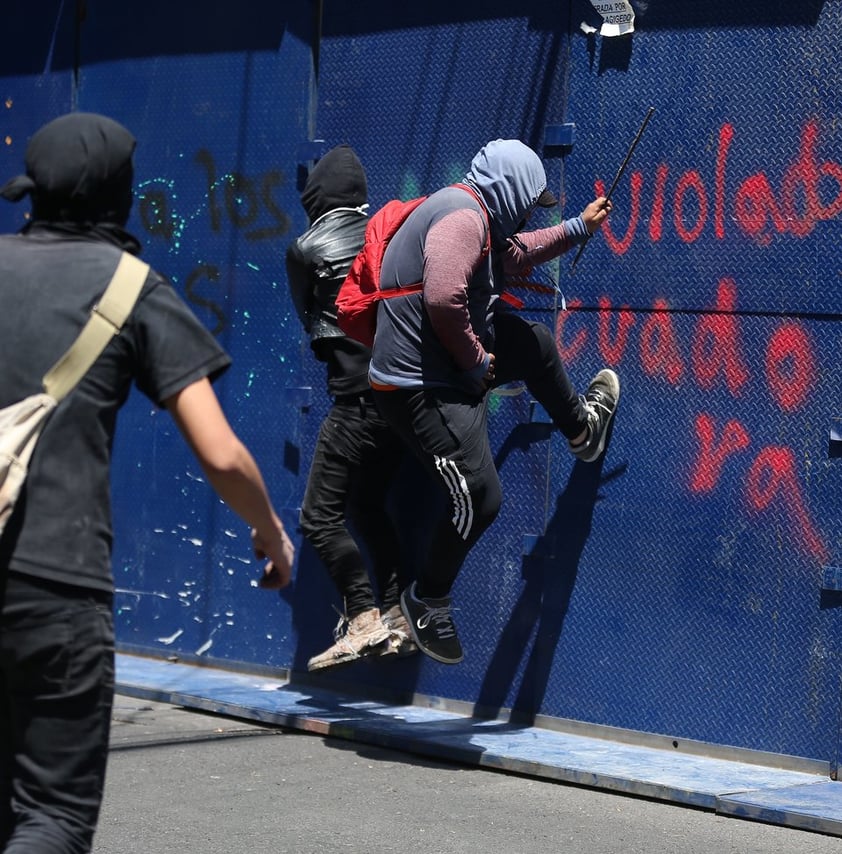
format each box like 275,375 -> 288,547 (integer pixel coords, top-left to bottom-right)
378,637 -> 419,658
307,654 -> 360,672
580,368 -> 620,462
307,631 -> 391,672
379,614 -> 419,658
399,589 -> 464,665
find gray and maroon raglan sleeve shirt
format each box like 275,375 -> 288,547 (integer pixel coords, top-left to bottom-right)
369,185 -> 493,394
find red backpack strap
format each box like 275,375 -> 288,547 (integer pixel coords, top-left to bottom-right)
499,291 -> 524,309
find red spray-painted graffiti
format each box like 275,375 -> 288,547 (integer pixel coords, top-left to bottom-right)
558,278 -> 814,402
598,120 -> 842,250
552,117 -> 839,562
556,276 -> 827,564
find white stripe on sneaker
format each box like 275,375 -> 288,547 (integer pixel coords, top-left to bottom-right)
434,454 -> 473,540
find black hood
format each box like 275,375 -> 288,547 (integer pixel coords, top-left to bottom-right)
0,112 -> 136,226
300,144 -> 367,224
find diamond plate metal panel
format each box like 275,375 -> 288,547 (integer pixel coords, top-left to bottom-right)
74,7 -> 317,668
318,7 -> 570,208
306,0 -> 842,768
3,0 -> 842,771
539,1 -> 842,767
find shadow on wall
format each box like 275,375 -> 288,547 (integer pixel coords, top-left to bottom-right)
0,1 -> 305,75
321,0 -> 828,36
286,411 -> 627,707
3,0 -> 827,76
474,419 -> 626,724
618,0 -> 826,29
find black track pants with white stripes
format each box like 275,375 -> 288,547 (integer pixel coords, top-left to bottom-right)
372,310 -> 588,599
373,385 -> 500,599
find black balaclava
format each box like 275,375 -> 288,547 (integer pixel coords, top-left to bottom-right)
0,112 -> 136,226
299,144 -> 367,225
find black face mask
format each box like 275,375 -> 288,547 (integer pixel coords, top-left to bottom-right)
0,112 -> 137,226
300,144 -> 367,224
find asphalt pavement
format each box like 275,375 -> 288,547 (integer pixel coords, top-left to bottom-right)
92,697 -> 842,854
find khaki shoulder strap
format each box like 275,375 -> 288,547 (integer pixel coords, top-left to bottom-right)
42,252 -> 150,401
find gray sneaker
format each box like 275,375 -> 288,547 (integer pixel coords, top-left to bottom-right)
570,368 -> 620,463
307,608 -> 391,672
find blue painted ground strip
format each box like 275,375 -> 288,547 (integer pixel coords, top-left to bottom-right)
115,654 -> 842,838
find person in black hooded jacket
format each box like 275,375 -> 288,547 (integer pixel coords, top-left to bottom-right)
0,112 -> 293,853
286,145 -> 414,671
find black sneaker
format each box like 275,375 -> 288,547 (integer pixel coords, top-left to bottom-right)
400,582 -> 463,665
569,368 -> 620,462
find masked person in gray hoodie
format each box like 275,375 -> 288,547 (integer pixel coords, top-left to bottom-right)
369,139 -> 619,665
286,145 -> 414,671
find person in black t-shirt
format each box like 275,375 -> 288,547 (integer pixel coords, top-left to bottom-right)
0,112 -> 294,854
286,145 -> 414,671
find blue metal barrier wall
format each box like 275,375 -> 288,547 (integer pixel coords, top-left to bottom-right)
2,0 -> 841,773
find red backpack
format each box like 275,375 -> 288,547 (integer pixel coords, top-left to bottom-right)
336,196 -> 427,347
336,185 -> 490,348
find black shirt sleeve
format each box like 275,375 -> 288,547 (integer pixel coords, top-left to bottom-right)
129,272 -> 232,406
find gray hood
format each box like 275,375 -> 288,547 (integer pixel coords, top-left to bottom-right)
462,139 -> 548,244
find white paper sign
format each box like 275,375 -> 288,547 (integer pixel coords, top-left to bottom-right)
588,0 -> 635,36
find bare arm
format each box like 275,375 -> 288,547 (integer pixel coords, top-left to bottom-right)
164,377 -> 294,589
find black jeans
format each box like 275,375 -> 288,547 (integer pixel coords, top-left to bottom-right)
492,309 -> 588,441
372,311 -> 588,599
0,571 -> 115,854
300,392 -> 407,618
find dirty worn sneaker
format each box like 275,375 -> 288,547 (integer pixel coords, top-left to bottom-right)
569,368 -> 620,463
400,582 -> 463,665
379,604 -> 419,658
307,607 -> 391,672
